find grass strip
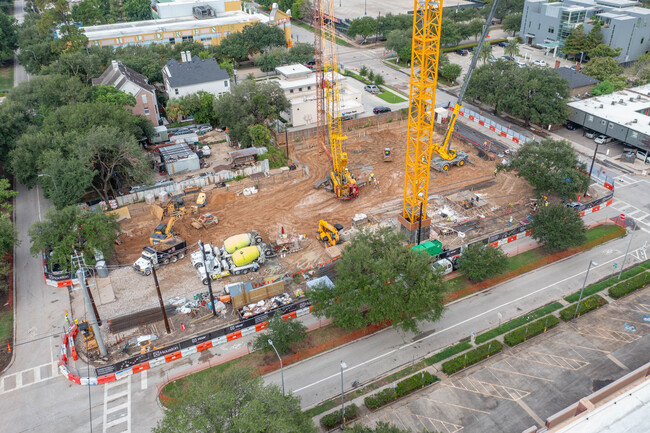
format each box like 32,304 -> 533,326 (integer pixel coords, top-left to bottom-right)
364,372 -> 438,410
559,295 -> 607,321
0,309 -> 12,342
320,404 -> 358,429
564,263 -> 648,302
503,315 -> 560,347
475,302 -> 563,344
609,272 -> 650,299
375,91 -> 406,103
441,340 -> 503,375
425,341 -> 472,365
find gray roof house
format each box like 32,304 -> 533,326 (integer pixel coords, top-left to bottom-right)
554,67 -> 599,97
162,51 -> 231,99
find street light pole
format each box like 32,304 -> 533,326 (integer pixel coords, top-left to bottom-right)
584,142 -> 599,197
268,339 -> 284,396
618,220 -> 636,279
573,260 -> 598,321
38,173 -> 58,191
340,361 -> 347,427
23,49 -> 37,62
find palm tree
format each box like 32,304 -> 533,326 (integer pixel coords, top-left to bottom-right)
480,43 -> 493,64
504,39 -> 520,58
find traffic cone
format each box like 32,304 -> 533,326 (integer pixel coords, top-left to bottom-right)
181,323 -> 186,331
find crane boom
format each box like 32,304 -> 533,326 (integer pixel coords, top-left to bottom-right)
439,0 -> 500,158
400,0 -> 443,241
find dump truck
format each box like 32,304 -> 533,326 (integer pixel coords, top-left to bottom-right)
196,244 -> 268,284
134,237 -> 187,275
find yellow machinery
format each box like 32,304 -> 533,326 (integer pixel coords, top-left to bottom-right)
317,220 -> 343,247
315,0 -> 359,200
163,197 -> 186,216
151,214 -> 178,245
196,193 -> 206,208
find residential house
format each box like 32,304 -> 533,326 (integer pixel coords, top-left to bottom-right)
162,51 -> 231,98
92,60 -> 161,126
554,66 -> 599,97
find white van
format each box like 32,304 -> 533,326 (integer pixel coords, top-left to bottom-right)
433,258 -> 454,276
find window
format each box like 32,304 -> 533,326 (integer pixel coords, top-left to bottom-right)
299,87 -> 303,92
290,89 -> 294,93
587,115 -> 594,122
175,89 -> 179,95
144,107 -> 150,115
224,80 -> 229,87
142,94 -> 147,104
632,131 -> 638,138
548,26 -> 555,34
307,86 -> 311,90
169,38 -> 176,44
225,31 -> 231,36
182,35 -> 193,42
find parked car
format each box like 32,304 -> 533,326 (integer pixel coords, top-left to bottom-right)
364,84 -> 381,94
373,106 -> 391,114
497,41 -> 508,47
501,55 -> 514,61
533,59 -> 547,67
585,130 -> 596,139
172,128 -> 191,135
487,56 -> 498,63
456,49 -> 469,56
570,65 -> 577,71
565,122 -> 577,130
199,125 -> 213,133
515,59 -> 526,68
306,58 -> 316,69
594,135 -> 613,144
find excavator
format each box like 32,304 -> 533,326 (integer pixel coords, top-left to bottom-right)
163,197 -> 186,216
150,214 -> 179,245
430,0 -> 499,172
317,220 -> 343,247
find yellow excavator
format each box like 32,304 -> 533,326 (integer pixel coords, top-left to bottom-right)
163,197 -> 186,216
317,220 -> 343,247
150,214 -> 179,245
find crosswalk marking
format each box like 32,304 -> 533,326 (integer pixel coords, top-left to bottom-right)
103,378 -> 131,433
0,362 -> 57,394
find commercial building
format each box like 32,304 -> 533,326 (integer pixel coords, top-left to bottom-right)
274,64 -> 364,127
520,0 -> 650,63
91,60 -> 161,126
163,51 -> 230,98
568,83 -> 650,155
81,1 -> 291,49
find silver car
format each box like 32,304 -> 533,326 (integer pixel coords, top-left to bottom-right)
364,84 -> 381,94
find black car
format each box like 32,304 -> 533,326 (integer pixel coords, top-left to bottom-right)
455,49 -> 469,56
373,106 -> 391,114
565,122 -> 577,130
497,41 -> 508,47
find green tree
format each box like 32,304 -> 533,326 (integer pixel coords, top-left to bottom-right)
588,44 -> 621,58
457,243 -> 507,282
562,25 -> 586,57
631,53 -> 650,83
91,85 -> 136,106
504,39 -> 520,58
214,80 -> 289,147
441,18 -> 463,46
241,22 -> 287,55
488,0 -> 525,19
385,29 -> 412,63
287,42 -> 313,64
585,22 -> 603,53
0,214 -> 18,257
219,59 -> 235,78
347,16 -> 377,43
359,65 -> 368,76
153,367 -> 316,433
590,80 -> 615,96
254,49 -> 285,72
582,56 -> 623,82
0,259 -> 10,294
374,74 -> 385,85
440,63 -> 462,83
194,91 -> 217,125
502,13 -> 522,36
71,0 -> 110,26
0,179 -> 18,212
216,32 -> 250,62
499,138 -> 590,197
309,228 -> 446,333
530,204 -> 586,252
298,0 -> 313,24
0,11 -> 18,63
467,19 -> 484,40
29,205 -> 119,270
253,314 -> 306,355
248,124 -> 272,147
480,43 -> 493,64
122,0 -> 151,21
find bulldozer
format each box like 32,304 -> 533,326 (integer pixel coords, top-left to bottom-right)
151,214 -> 179,245
383,148 -> 392,162
191,213 -> 218,229
317,220 -> 343,247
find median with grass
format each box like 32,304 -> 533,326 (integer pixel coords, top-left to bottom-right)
475,302 -> 563,344
441,340 -> 503,375
364,372 -> 438,410
504,315 -> 560,347
559,295 -> 607,321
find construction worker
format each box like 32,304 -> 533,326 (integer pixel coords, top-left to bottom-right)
494,168 -> 498,177
508,216 -> 513,227
369,173 -> 375,184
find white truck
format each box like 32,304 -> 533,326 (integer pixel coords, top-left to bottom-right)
196,245 -> 268,285
133,237 -> 187,276
433,258 -> 454,276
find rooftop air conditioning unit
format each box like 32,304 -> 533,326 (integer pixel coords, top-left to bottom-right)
630,97 -> 635,101
637,95 -> 642,99
611,101 -> 616,105
599,104 -> 604,108
633,119 -> 638,123
619,99 -> 624,104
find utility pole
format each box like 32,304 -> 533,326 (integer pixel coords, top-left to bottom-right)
199,240 -> 218,317
151,261 -> 171,333
73,252 -> 107,357
585,142 -> 600,197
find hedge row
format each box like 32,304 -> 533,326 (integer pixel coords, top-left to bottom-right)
503,315 -> 560,347
559,295 -> 607,321
320,403 -> 359,429
441,340 -> 503,375
425,341 -> 472,365
608,272 -> 649,299
564,263 -> 649,302
475,302 -> 563,344
364,372 -> 438,410
441,38 -> 508,53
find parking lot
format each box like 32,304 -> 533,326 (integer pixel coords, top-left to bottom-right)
360,287 -> 650,433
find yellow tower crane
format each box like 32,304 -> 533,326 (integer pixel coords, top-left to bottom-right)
314,0 -> 359,200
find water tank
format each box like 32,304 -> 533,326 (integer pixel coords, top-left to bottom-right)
224,234 -> 252,254
231,246 -> 260,267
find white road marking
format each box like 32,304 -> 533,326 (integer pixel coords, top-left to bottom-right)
292,247 -> 647,394
103,377 -> 131,433
0,362 -> 58,395
140,369 -> 147,390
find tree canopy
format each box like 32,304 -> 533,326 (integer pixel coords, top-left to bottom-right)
29,205 -> 119,269
214,80 -> 289,147
348,16 -> 378,43
502,13 -> 522,36
122,0 -> 151,21
253,313 -> 307,355
457,243 -> 508,282
582,57 -> 625,89
0,11 -> 17,63
499,138 -> 590,197
530,204 -> 586,252
153,367 -> 316,433
309,228 -> 446,334
91,85 -> 136,106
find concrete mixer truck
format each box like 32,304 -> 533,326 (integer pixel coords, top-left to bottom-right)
196,244 -> 268,284
191,231 -> 267,270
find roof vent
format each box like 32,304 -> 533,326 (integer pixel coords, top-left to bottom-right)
619,99 -> 624,104
599,104 -> 604,108
637,95 -> 642,99
632,119 -> 638,123
630,97 -> 635,101
611,101 -> 616,105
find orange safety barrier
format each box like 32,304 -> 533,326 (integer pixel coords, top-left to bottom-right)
196,341 -> 213,352
507,235 -> 517,243
97,374 -> 116,384
132,362 -> 150,373
68,374 -> 81,385
165,351 -> 182,363
62,334 -> 68,345
489,242 -> 498,248
60,354 -> 67,364
226,331 -> 242,341
606,198 -> 613,206
70,345 -> 78,361
592,205 -> 600,212
282,311 -> 297,321
255,322 -> 268,332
